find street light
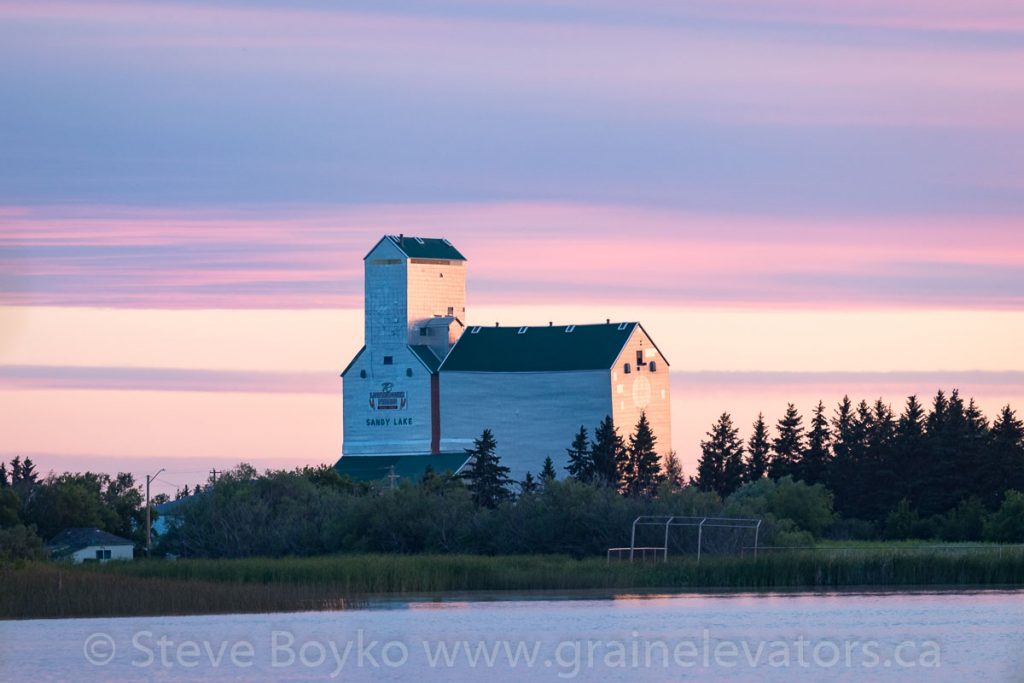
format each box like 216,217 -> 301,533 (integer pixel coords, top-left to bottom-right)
145,468 -> 165,557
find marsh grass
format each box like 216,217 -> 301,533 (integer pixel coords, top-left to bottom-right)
4,546 -> 1022,619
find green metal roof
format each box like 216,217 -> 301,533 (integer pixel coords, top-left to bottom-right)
366,235 -> 466,261
335,452 -> 471,482
440,322 -> 638,372
409,345 -> 442,373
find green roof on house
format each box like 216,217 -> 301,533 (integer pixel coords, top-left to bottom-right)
366,235 -> 466,261
335,452 -> 471,483
440,322 -> 645,372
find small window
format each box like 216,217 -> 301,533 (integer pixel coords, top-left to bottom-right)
383,356 -> 393,365
95,549 -> 111,560
470,326 -> 481,334
518,326 -> 528,334
359,369 -> 367,379
420,327 -> 429,336
623,363 -> 631,374
636,350 -> 645,366
649,361 -> 657,372
414,236 -> 425,244
447,306 -> 454,316
406,368 -> 413,377
618,322 -> 629,330
565,325 -> 576,333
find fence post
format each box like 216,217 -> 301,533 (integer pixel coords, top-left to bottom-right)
697,518 -> 706,563
663,516 -> 673,562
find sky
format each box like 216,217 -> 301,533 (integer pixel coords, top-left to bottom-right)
1,0 -> 1023,495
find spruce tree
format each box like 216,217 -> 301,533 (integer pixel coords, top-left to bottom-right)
827,396 -> 863,517
623,412 -> 663,498
564,425 -> 594,482
663,451 -> 684,490
694,412 -> 744,498
991,405 -> 1024,499
591,416 -> 625,489
894,395 -> 927,508
519,472 -> 539,496
745,413 -> 770,481
0,462 -> 7,489
802,401 -> 830,485
769,403 -> 805,480
461,428 -> 511,509
540,456 -> 557,482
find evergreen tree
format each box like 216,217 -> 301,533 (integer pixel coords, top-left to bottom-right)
769,403 -> 805,480
802,401 -> 830,485
519,472 -> 540,496
590,416 -> 626,489
827,395 -> 866,517
694,412 -> 744,498
921,389 -> 967,515
540,456 -> 557,482
893,395 -> 927,509
0,462 -> 7,489
564,425 -> 594,482
663,451 -> 684,490
9,457 -> 22,485
991,405 -> 1024,499
623,412 -> 663,498
461,429 -> 512,509
745,413 -> 770,481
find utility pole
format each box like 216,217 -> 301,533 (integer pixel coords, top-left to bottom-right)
145,467 -> 165,557
210,468 -> 220,485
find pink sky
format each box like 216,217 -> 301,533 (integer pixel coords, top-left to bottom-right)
1,1 -> 1023,494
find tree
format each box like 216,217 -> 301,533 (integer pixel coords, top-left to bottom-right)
802,401 -> 830,485
694,412 -> 744,498
745,413 -> 770,482
893,395 -> 927,509
828,396 -> 867,518
461,429 -> 511,509
769,403 -> 805,480
564,426 -> 594,482
0,462 -> 8,489
991,405 -> 1024,499
540,457 -> 557,482
622,413 -> 663,498
590,416 -> 625,489
519,472 -> 540,497
663,451 -> 684,491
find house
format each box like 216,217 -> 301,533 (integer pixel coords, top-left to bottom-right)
47,527 -> 135,563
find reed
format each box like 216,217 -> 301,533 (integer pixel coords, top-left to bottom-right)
4,546 -> 1022,619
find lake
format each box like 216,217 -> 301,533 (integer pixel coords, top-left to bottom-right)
2,590 -> 1023,681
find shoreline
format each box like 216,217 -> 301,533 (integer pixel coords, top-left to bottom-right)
3,548 -> 1024,620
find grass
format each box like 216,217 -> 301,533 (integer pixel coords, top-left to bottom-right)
3,546 -> 1023,620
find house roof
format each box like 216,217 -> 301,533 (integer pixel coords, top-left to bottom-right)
440,322 -> 646,372
366,235 -> 466,261
47,527 -> 134,555
335,452 -> 471,482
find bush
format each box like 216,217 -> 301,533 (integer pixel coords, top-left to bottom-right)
724,477 -> 834,538
985,490 -> 1024,542
0,524 -> 46,563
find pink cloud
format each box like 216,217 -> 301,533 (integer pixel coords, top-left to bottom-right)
3,202 -> 1023,309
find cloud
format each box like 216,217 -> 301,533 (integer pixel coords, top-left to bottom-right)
3,203 -> 1023,309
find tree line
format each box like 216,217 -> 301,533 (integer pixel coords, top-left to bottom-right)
2,389 -> 1023,562
692,390 -> 1024,538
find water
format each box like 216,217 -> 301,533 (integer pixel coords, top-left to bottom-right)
2,590 -> 1023,681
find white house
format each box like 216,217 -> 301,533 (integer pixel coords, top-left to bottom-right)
336,235 -> 672,483
47,527 -> 135,563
